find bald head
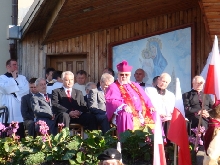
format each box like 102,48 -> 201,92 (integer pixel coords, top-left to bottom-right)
157,73 -> 171,89
134,68 -> 145,83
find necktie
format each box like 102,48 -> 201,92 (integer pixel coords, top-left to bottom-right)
67,90 -> 71,102
44,94 -> 49,102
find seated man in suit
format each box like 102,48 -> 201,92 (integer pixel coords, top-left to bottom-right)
21,77 -> 38,136
31,78 -> 55,135
87,73 -> 114,134
97,68 -> 115,88
52,71 -> 98,131
182,75 -> 213,131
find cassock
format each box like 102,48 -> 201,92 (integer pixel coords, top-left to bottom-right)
105,80 -> 154,136
0,73 -> 29,123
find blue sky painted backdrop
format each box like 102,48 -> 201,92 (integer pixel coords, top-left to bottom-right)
112,27 -> 191,94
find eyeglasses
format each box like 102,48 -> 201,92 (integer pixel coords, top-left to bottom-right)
120,74 -> 129,77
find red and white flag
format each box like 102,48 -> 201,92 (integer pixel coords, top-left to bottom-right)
203,35 -> 220,100
153,111 -> 166,165
167,78 -> 192,165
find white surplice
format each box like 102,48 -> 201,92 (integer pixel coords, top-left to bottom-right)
145,86 -> 175,121
0,74 -> 29,123
73,83 -> 86,96
47,81 -> 63,94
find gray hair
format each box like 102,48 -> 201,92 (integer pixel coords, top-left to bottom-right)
192,75 -> 205,83
100,73 -> 114,83
61,71 -> 74,80
85,82 -> 96,91
159,73 -> 171,84
35,77 -> 46,86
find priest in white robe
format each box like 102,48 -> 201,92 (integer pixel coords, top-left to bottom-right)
0,59 -> 29,138
145,73 -> 175,142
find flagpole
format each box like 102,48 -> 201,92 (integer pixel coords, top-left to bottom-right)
194,94 -> 206,151
174,144 -> 177,165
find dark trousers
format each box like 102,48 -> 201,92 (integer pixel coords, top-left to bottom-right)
56,112 -> 98,131
95,114 -> 110,134
23,120 -> 35,137
17,122 -> 25,139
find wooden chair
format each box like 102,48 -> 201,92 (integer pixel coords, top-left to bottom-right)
69,123 -> 84,138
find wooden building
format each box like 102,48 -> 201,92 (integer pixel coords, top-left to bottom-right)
18,0 -> 218,83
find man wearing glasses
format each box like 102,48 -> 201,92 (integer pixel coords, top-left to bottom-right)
105,60 -> 154,137
182,75 -> 213,131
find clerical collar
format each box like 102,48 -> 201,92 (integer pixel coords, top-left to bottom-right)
191,89 -> 202,94
4,72 -> 13,77
155,85 -> 166,95
4,72 -> 19,85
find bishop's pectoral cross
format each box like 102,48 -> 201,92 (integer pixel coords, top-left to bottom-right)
133,96 -> 138,101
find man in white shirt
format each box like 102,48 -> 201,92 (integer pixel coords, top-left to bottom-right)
45,67 -> 55,84
47,70 -> 63,94
0,59 -> 29,138
73,70 -> 87,96
145,73 -> 175,122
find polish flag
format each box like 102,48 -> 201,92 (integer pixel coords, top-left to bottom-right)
153,111 -> 166,165
203,35 -> 220,100
167,78 -> 192,165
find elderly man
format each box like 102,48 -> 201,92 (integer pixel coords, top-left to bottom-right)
31,78 -> 55,134
88,73 -> 114,134
105,60 -> 154,136
145,73 -> 175,122
52,71 -> 97,131
182,75 -> 213,130
0,59 -> 29,138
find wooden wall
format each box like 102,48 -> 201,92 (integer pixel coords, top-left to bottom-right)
20,6 -> 211,82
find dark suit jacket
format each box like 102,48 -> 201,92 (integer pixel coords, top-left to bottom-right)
52,87 -> 88,114
182,89 -> 213,119
31,93 -> 53,119
21,93 -> 35,121
87,87 -> 106,115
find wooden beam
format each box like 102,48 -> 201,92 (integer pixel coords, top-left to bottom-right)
41,0 -> 66,45
198,0 -> 212,44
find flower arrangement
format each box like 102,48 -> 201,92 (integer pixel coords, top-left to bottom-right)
188,126 -> 206,165
0,121 -> 188,165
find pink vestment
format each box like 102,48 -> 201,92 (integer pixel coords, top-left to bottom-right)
105,81 -> 153,137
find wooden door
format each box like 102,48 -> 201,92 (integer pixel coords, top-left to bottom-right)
47,54 -> 87,75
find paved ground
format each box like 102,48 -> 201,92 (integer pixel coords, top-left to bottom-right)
196,146 -> 205,165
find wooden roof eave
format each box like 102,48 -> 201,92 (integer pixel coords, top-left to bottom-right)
20,0 -> 46,40
41,0 -> 66,45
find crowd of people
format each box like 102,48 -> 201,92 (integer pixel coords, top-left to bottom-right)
0,58 -> 219,164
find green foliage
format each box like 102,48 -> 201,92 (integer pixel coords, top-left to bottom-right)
25,152 -> 45,165
0,125 -> 197,165
120,126 -> 154,165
